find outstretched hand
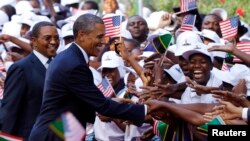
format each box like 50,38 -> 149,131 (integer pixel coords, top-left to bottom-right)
186,76 -> 219,94
207,42 -> 234,53
213,100 -> 243,121
144,99 -> 169,120
153,83 -> 177,99
211,89 -> 250,107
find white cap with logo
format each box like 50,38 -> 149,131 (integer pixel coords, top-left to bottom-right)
175,31 -> 203,56
98,51 -> 125,77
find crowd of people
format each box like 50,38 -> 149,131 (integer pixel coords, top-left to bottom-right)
0,0 -> 249,141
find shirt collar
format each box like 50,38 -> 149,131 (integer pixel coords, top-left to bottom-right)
74,42 -> 89,63
33,50 -> 50,67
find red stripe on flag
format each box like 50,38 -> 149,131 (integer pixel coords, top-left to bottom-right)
233,42 -> 250,62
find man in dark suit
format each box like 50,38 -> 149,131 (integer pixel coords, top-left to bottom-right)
29,14 -> 148,141
0,21 -> 59,140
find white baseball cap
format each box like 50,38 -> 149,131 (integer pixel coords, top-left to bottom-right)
15,1 -> 34,15
200,29 -> 221,43
98,51 -> 125,77
230,64 -> 250,86
182,43 -> 213,61
0,10 -> 9,27
164,64 -> 184,82
18,12 -> 36,27
210,8 -> 228,21
212,68 -> 233,85
61,22 -> 74,38
175,31 -> 203,56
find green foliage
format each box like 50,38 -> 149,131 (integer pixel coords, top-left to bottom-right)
125,0 -> 249,24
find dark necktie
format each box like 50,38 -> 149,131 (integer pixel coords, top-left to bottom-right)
47,58 -> 52,64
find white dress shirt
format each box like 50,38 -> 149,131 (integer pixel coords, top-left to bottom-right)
33,50 -> 51,69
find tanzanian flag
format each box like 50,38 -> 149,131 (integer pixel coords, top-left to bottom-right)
153,120 -> 177,141
152,34 -> 173,54
49,118 -> 65,140
197,116 -> 225,135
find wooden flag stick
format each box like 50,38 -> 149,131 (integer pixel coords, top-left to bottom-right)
159,49 -> 168,67
1,43 -> 8,52
193,15 -> 197,27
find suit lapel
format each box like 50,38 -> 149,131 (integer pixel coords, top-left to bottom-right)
30,52 -> 46,78
70,43 -> 87,65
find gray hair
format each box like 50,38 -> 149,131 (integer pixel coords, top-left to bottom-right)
73,14 -> 104,38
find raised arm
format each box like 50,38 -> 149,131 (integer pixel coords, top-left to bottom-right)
208,43 -> 250,66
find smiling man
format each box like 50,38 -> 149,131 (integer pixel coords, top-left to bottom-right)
0,21 -> 59,140
181,43 -> 222,104
29,14 -> 148,141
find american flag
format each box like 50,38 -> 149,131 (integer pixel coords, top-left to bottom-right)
233,42 -> 250,62
180,0 -> 197,13
0,132 -> 23,141
103,15 -> 123,38
97,77 -> 115,97
221,61 -> 233,71
153,120 -> 160,137
219,16 -> 239,40
61,112 -> 86,141
178,15 -> 196,32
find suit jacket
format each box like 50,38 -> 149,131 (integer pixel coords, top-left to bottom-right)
29,43 -> 145,141
0,52 -> 46,140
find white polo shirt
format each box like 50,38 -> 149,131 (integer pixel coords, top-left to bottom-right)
181,72 -> 222,104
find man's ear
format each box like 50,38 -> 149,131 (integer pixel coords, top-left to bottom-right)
30,37 -> 37,48
78,30 -> 87,42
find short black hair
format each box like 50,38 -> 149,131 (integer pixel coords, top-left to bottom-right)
0,4 -> 16,21
83,0 -> 99,11
31,21 -> 55,38
73,14 -> 103,38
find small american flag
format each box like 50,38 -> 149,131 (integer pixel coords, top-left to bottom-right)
233,42 -> 250,62
103,15 -> 123,38
180,0 -> 197,13
97,77 -> 115,97
178,14 -> 196,32
61,112 -> 86,141
153,120 -> 160,137
219,16 -> 239,40
221,61 -> 233,71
